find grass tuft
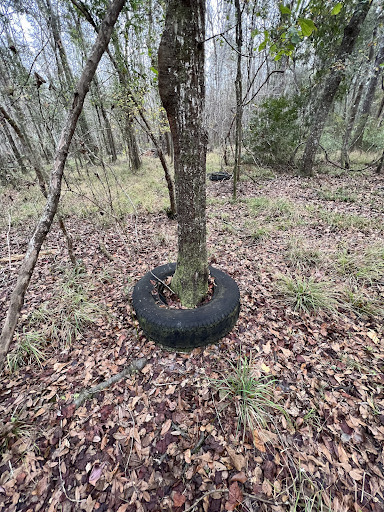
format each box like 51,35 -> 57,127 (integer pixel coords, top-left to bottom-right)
277,275 -> 338,314
210,354 -> 285,438
7,329 -> 46,372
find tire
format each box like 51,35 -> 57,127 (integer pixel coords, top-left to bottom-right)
132,263 -> 240,349
209,172 -> 231,182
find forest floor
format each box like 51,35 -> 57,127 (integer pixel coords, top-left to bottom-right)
0,160 -> 384,512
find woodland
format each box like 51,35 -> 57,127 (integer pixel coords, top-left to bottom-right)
0,0 -> 384,511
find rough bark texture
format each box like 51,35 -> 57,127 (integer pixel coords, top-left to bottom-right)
158,0 -> 208,308
233,0 -> 243,199
0,0 -> 126,368
350,32 -> 384,149
301,0 -> 371,177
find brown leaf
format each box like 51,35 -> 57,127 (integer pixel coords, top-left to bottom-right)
225,482 -> 243,511
160,418 -> 172,436
173,491 -> 186,507
252,429 -> 266,452
89,462 -> 107,486
230,471 -> 247,484
226,446 -> 245,471
349,468 -> 364,481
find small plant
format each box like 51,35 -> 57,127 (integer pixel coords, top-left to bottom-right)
334,245 -> 384,283
7,329 -> 46,372
317,187 -> 357,203
248,196 -> 299,223
29,266 -> 102,347
317,209 -> 373,231
210,354 -> 285,437
284,467 -> 334,512
277,275 -> 338,314
250,226 -> 270,241
286,237 -> 321,268
341,286 -> 382,317
0,411 -> 35,455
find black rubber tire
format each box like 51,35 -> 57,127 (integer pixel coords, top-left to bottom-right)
132,263 -> 240,349
209,172 -> 231,181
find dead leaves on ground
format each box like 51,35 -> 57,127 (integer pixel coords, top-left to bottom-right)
1,173 -> 384,511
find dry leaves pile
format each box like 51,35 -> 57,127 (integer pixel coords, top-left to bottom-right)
0,171 -> 383,511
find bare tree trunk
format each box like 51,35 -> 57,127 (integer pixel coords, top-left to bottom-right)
158,0 -> 208,308
233,0 -> 243,200
301,0 -> 371,177
0,0 -> 126,368
340,78 -> 365,168
350,32 -> 384,149
0,119 -> 28,174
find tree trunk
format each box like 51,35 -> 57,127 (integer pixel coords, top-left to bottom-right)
340,78 -> 365,168
158,0 -> 208,308
350,32 -> 384,150
0,0 -> 126,368
1,119 -> 28,174
301,0 -> 371,177
233,0 -> 243,200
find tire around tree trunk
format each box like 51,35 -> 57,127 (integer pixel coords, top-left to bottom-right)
132,263 -> 240,349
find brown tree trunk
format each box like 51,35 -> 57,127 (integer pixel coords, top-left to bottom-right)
0,119 -> 28,174
158,0 -> 208,308
233,0 -> 243,200
301,0 -> 371,177
350,32 -> 384,149
0,0 -> 126,368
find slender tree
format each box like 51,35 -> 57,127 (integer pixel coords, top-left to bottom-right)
158,0 -> 208,307
300,0 -> 372,177
0,0 -> 126,368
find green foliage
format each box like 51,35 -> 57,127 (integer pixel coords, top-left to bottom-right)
286,237 -> 322,268
210,354 -> 285,437
334,245 -> 384,283
7,330 -> 46,372
247,95 -> 304,166
317,187 -> 357,203
29,265 -> 102,348
277,275 -> 338,314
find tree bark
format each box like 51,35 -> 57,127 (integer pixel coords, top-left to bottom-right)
350,32 -> 384,149
0,119 -> 28,174
0,0 -> 126,368
301,0 -> 371,177
158,0 -> 208,308
233,0 -> 243,200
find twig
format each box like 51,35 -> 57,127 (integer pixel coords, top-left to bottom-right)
183,489 -> 229,512
6,214 -> 12,270
150,270 -> 176,295
74,357 -> 147,408
99,242 -> 114,261
191,432 -> 206,455
318,145 -> 381,172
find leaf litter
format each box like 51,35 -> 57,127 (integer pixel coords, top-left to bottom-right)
0,171 -> 384,511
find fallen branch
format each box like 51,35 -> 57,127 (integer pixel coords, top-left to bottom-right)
0,250 -> 57,264
74,357 -> 147,408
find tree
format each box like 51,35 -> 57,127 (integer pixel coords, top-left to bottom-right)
0,0 -> 126,368
158,0 -> 208,308
300,0 -> 372,177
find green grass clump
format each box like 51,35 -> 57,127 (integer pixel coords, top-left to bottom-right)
341,286 -> 382,317
317,187 -> 357,203
286,237 -> 321,268
277,275 -> 338,314
29,265 -> 102,347
210,354 -> 285,437
248,196 -> 295,217
7,329 -> 46,372
317,209 -> 373,231
335,245 -> 384,283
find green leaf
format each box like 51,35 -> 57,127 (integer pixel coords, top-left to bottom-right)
331,2 -> 343,15
298,18 -> 316,37
251,28 -> 259,38
279,4 -> 291,15
150,66 -> 158,76
258,40 -> 267,51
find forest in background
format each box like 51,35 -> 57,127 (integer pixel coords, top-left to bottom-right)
1,1 -> 384,511
0,0 -> 383,188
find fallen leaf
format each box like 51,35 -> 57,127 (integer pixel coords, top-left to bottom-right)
226,446 -> 245,471
225,482 -> 243,511
173,491 -> 186,507
252,429 -> 266,452
349,468 -> 363,481
230,472 -> 247,484
89,462 -> 107,486
160,419 -> 172,436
